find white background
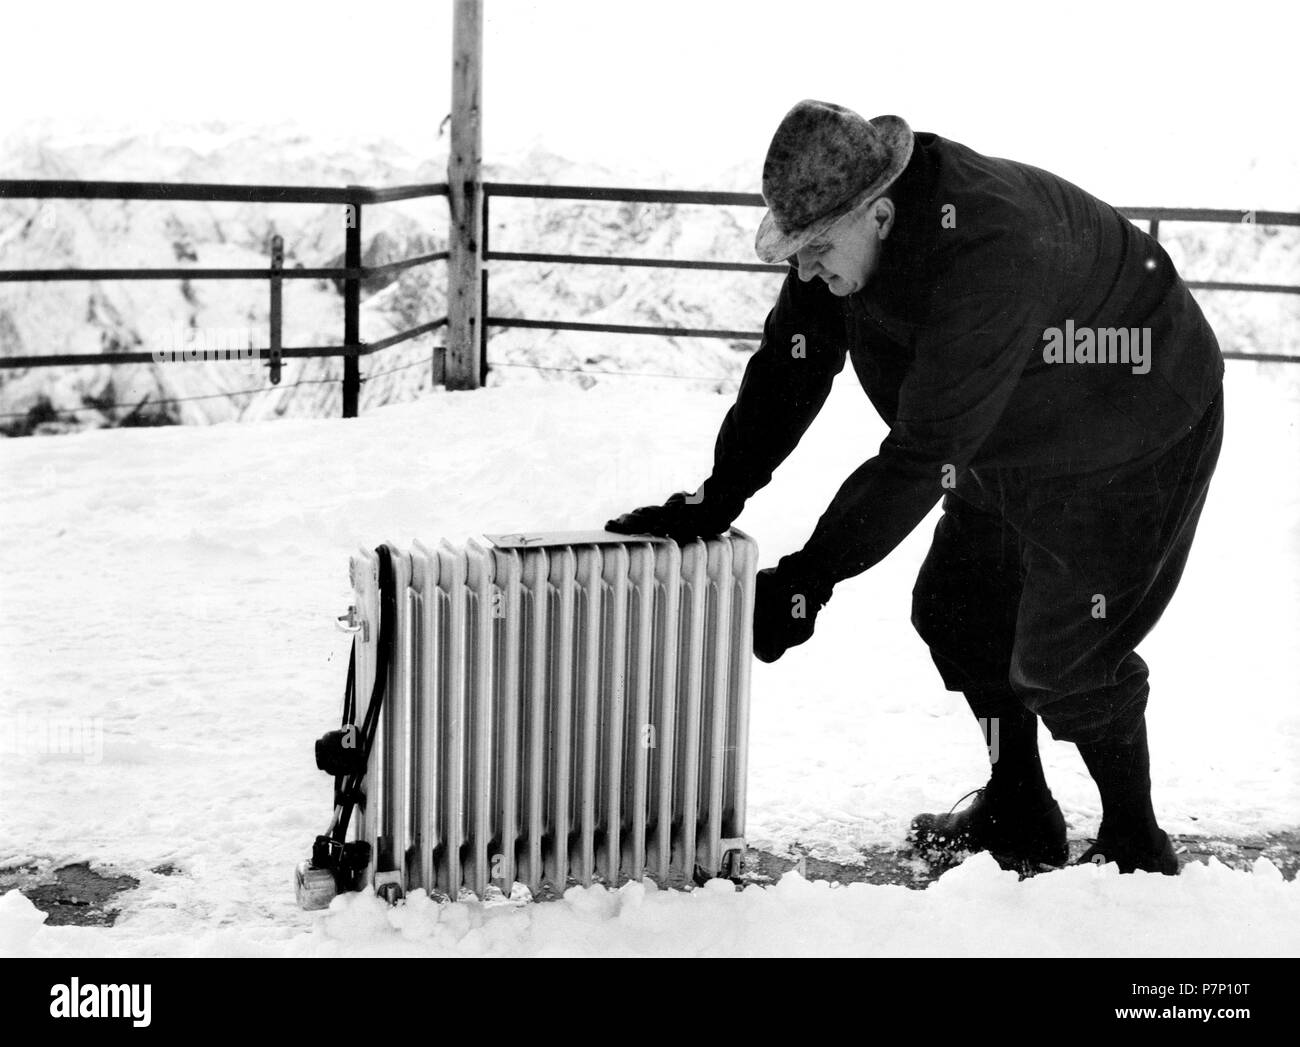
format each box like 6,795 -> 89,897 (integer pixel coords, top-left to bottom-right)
3,0 -> 1297,205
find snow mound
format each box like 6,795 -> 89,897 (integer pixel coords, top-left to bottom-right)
6,853 -> 1295,958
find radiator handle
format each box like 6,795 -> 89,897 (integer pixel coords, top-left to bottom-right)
335,604 -> 369,641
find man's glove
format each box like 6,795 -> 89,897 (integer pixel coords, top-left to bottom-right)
753,561 -> 833,663
605,490 -> 734,544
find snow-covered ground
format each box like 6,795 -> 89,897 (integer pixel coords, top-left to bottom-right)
1,360 -> 1297,957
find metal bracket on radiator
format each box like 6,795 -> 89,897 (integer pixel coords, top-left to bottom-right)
696,838 -> 747,884
335,604 -> 369,641
373,870 -> 404,906
719,839 -> 747,880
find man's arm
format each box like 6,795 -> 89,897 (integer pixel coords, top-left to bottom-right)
695,267 -> 849,518
779,276 -> 1048,593
607,267 -> 847,539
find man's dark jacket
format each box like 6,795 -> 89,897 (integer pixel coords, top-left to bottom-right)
699,131 -> 1225,594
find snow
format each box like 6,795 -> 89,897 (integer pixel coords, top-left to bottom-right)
4,859 -> 1295,959
0,361 -> 1297,957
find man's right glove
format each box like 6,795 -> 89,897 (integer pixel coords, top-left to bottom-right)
752,561 -> 833,663
605,490 -> 735,544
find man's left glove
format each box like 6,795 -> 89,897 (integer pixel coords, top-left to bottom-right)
753,561 -> 833,664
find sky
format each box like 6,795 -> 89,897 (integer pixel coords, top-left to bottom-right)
2,0 -> 1297,206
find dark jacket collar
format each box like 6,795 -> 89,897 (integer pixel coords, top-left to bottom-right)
853,133 -> 942,320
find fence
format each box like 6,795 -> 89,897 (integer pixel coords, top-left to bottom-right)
0,180 -> 452,421
0,179 -> 1297,425
481,185 -> 1300,363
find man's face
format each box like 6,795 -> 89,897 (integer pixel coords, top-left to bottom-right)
792,198 -> 893,296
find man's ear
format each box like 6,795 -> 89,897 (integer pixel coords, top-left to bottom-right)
870,197 -> 896,241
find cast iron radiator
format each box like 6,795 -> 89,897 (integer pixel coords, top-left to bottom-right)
345,529 -> 758,900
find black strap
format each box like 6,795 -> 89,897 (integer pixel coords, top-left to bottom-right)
329,645 -> 358,808
325,545 -> 397,846
340,644 -> 356,728
356,546 -> 397,751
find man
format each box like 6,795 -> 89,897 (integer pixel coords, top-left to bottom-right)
607,100 -> 1224,876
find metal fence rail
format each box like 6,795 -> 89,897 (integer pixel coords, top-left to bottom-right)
0,180 -> 452,417
0,178 -> 1297,427
481,183 -> 1300,365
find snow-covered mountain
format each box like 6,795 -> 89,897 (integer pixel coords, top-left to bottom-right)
0,123 -> 1295,435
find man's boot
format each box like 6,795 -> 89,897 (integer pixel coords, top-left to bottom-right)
1076,717 -> 1179,875
909,695 -> 1068,868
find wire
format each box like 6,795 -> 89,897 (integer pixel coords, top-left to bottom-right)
0,355 -> 737,423
0,372 -> 341,422
487,360 -> 739,383
359,355 -> 438,382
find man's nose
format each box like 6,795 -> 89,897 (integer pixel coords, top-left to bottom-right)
794,251 -> 819,281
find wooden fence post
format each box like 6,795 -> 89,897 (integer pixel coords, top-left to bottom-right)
343,192 -> 362,417
269,234 -> 283,386
446,0 -> 484,390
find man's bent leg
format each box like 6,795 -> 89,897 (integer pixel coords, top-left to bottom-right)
911,490 -> 1049,796
909,489 -> 1065,865
911,490 -> 1021,702
1010,392 -> 1224,871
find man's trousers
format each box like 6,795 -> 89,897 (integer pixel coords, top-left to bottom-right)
910,390 -> 1224,746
